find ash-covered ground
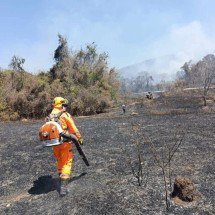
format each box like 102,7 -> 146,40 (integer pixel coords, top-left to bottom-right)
0,95 -> 215,215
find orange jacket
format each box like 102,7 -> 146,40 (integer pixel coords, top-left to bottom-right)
51,107 -> 81,140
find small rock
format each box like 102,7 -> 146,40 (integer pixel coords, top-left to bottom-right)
130,112 -> 138,116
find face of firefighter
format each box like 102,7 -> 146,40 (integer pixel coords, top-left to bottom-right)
62,105 -> 67,111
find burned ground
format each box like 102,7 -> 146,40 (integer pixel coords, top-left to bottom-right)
0,94 -> 215,215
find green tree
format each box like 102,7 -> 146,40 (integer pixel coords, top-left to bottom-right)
54,34 -> 69,63
50,34 -> 70,80
9,55 -> 25,71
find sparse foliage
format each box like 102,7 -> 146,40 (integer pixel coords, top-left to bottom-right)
199,54 -> 215,106
176,54 -> 215,106
144,130 -> 185,210
119,120 -> 186,211
118,123 -> 148,187
9,55 -> 25,71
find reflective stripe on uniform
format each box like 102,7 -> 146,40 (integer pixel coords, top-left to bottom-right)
60,173 -> 70,179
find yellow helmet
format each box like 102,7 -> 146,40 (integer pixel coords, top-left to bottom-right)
52,97 -> 68,108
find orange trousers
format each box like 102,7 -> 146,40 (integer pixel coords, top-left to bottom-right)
52,142 -> 73,180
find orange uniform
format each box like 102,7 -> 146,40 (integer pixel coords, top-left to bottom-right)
51,107 -> 82,180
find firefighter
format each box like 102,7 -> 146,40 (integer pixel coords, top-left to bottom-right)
50,97 -> 83,196
146,92 -> 153,100
122,104 -> 126,114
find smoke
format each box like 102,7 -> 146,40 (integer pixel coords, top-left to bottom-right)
167,21 -> 215,68
149,21 -> 215,80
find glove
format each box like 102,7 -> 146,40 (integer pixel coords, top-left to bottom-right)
79,138 -> 84,145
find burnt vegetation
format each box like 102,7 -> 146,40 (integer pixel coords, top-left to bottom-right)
0,90 -> 215,214
0,35 -> 215,214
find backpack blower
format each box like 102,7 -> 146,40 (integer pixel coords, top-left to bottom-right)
39,121 -> 89,166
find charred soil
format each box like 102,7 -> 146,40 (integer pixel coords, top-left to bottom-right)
0,94 -> 215,215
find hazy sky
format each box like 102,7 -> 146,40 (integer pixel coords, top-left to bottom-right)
1,0 -> 215,73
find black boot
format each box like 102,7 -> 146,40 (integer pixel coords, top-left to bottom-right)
60,179 -> 69,197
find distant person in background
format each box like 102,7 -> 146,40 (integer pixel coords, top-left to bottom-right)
122,104 -> 126,114
146,92 -> 153,100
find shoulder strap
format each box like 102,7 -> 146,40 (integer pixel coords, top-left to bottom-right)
48,111 -> 66,122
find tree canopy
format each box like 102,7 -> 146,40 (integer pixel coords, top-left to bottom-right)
0,34 -> 119,120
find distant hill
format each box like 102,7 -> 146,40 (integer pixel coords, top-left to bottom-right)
118,54 -> 186,83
